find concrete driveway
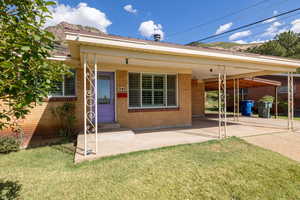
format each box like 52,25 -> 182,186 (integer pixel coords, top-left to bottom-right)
244,132 -> 300,162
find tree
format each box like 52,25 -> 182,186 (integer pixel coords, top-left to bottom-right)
0,0 -> 69,130
246,31 -> 300,59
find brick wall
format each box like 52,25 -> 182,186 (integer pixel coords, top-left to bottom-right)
116,70 -> 192,129
0,68 -> 84,147
191,80 -> 205,117
227,76 -> 300,114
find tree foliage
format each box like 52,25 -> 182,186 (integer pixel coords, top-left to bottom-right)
246,31 -> 300,59
0,0 -> 69,130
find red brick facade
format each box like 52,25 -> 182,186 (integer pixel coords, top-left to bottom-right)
228,75 -> 300,113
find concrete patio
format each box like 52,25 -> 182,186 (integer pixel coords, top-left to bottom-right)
75,115 -> 300,163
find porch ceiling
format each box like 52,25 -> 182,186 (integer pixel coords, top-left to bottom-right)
79,47 -> 278,80
205,77 -> 281,91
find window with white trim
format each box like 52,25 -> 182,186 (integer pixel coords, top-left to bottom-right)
50,69 -> 76,97
128,73 -> 177,108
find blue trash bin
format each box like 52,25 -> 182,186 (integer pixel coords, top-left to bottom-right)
241,100 -> 254,116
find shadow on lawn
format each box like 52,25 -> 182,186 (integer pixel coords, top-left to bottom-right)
0,179 -> 22,200
50,143 -> 75,156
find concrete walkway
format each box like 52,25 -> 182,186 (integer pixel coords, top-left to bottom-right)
75,128 -> 213,163
244,132 -> 300,162
75,116 -> 300,163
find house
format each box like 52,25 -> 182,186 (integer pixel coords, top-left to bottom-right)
241,74 -> 300,114
205,77 -> 282,113
1,26 -> 300,148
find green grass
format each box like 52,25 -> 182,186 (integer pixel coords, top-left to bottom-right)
1,138 -> 300,200
277,115 -> 300,120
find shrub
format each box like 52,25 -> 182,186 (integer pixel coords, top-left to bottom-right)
51,103 -> 77,139
259,95 -> 274,103
0,136 -> 20,154
0,179 -> 22,200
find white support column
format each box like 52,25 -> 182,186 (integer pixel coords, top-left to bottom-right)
224,69 -> 227,138
288,73 -> 290,129
233,78 -> 239,122
237,79 -> 240,122
83,55 -> 87,157
218,73 -> 221,139
233,79 -> 236,121
84,54 -> 97,156
94,55 -> 98,154
275,86 -> 278,119
218,66 -> 227,139
288,72 -> 294,131
291,73 -> 294,129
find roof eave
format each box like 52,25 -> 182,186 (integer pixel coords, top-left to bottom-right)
65,32 -> 300,70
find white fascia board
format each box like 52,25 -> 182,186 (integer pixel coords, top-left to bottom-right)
65,33 -> 300,69
48,56 -> 80,67
48,55 -> 69,61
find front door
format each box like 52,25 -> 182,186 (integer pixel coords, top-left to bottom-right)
97,72 -> 115,123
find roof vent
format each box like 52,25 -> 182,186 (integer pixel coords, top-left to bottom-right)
153,33 -> 161,42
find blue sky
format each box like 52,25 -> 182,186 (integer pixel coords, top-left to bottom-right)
47,0 -> 300,44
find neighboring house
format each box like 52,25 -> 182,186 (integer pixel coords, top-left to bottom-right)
206,77 -> 282,113
1,23 -> 300,147
245,74 -> 300,114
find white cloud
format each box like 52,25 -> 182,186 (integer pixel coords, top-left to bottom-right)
262,21 -> 284,37
263,11 -> 278,24
291,19 -> 300,33
215,22 -> 233,35
123,4 -> 137,14
250,39 -> 268,44
138,20 -> 164,40
234,40 -> 248,44
229,30 -> 252,41
263,18 -> 276,24
45,2 -> 112,33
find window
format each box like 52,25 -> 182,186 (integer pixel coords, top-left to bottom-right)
278,86 -> 288,93
128,73 -> 177,108
50,69 -> 76,97
98,74 -> 111,104
278,85 -> 296,94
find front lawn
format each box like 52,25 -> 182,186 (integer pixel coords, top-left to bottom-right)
1,137 -> 300,199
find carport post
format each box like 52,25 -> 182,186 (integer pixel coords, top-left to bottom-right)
83,55 -> 87,157
233,78 -> 240,122
218,66 -> 227,139
288,72 -> 294,131
218,73 -> 221,138
94,55 -> 98,154
234,79 -> 236,120
83,54 -> 98,157
237,79 -> 240,121
275,86 -> 278,119
224,69 -> 227,138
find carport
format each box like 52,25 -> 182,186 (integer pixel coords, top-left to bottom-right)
204,75 -> 295,138
65,31 -> 300,159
